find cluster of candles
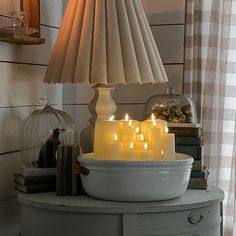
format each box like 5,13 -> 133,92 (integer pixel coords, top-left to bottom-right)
93,114 -> 175,160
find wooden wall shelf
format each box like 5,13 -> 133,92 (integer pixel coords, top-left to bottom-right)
0,32 -> 45,45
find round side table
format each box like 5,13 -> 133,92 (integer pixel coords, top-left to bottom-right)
18,186 -> 224,236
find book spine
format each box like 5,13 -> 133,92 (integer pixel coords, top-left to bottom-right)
14,175 -> 56,185
192,159 -> 204,171
175,136 -> 203,146
66,145 -> 72,195
188,178 -> 207,189
175,145 -> 203,160
169,127 -> 202,137
62,145 -> 68,196
72,144 -> 80,195
15,182 -> 56,194
191,169 -> 209,178
56,145 -> 63,196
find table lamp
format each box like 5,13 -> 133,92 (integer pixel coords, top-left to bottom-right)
44,0 -> 168,152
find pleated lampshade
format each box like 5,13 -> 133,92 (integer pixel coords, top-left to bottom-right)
44,0 -> 168,85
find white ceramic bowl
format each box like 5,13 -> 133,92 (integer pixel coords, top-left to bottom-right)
78,153 -> 193,202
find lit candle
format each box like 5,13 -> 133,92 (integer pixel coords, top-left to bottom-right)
124,141 -> 137,160
106,133 -> 123,160
141,114 -> 167,137
137,142 -> 153,160
120,114 -> 139,129
93,116 -> 121,159
121,120 -> 136,150
135,133 -> 145,150
161,126 -> 175,160
148,121 -> 162,160
161,149 -> 164,159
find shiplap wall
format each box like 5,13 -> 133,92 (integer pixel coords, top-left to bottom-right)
63,0 -> 186,137
0,1 -> 62,235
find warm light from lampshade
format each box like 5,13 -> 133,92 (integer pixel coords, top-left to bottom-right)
44,0 -> 168,85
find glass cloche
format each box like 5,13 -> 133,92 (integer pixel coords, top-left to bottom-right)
22,99 -> 78,169
144,87 -> 197,124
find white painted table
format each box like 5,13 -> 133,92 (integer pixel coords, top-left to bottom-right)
18,186 -> 224,236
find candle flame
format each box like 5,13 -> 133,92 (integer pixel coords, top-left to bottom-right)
161,150 -> 164,158
109,115 -> 115,121
151,113 -> 155,121
125,113 -> 129,121
130,141 -> 134,150
153,119 -> 157,127
128,120 -> 132,127
140,133 -> 144,142
136,126 -> 140,134
144,142 -> 148,150
114,133 -> 118,142
165,126 -> 169,133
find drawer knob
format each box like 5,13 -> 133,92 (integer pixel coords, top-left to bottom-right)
188,212 -> 203,224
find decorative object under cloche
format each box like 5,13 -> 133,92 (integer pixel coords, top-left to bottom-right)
144,87 -> 197,124
21,98 -> 78,172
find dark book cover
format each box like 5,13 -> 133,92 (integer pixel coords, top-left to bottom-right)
176,145 -> 203,160
169,127 -> 203,137
175,136 -> 203,146
14,173 -> 56,186
14,181 -> 56,194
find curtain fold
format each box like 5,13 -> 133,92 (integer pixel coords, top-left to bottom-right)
184,0 -> 235,235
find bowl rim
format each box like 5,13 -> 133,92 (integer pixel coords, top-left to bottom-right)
78,153 -> 193,168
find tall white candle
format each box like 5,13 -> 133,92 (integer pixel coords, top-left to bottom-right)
93,118 -> 121,159
148,126 -> 162,160
161,127 -> 175,160
121,120 -> 136,150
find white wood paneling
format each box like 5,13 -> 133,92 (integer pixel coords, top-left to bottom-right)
152,25 -> 185,63
41,0 -> 62,27
141,0 -> 186,25
0,197 -> 20,236
63,104 -> 90,137
63,84 -> 93,105
0,63 -> 60,107
0,152 -> 22,201
0,26 -> 59,65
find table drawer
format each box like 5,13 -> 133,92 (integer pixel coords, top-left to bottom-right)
138,204 -> 220,230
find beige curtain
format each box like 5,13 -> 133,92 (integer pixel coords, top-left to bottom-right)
184,0 -> 235,235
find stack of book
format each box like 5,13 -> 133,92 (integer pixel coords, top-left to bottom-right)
56,144 -> 83,196
14,173 -> 56,194
168,124 -> 208,189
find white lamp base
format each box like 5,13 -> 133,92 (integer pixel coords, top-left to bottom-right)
80,84 -> 116,153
